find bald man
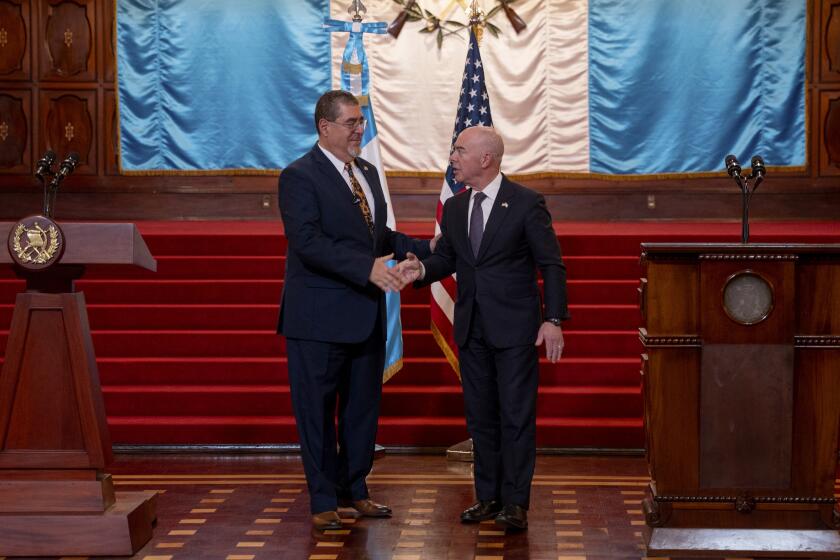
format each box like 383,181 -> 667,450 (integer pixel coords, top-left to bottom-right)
400,126 -> 569,530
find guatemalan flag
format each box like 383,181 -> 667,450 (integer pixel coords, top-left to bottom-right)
325,16 -> 406,383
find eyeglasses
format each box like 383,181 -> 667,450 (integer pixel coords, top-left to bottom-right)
328,117 -> 367,131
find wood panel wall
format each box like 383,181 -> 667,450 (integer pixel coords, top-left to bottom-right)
0,0 -> 838,221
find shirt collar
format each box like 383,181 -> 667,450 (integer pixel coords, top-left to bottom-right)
318,143 -> 354,176
471,172 -> 503,203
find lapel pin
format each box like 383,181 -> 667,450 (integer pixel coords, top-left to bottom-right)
501,202 -> 509,208
363,165 -> 369,171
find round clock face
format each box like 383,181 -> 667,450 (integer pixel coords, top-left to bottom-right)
723,272 -> 773,325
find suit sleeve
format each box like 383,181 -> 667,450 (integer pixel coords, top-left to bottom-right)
525,194 -> 570,320
415,203 -> 457,287
279,165 -> 373,288
384,228 -> 432,260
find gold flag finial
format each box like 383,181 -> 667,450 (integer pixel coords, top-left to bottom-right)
468,0 -> 484,43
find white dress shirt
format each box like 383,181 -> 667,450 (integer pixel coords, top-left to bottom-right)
467,172 -> 503,236
318,144 -> 377,221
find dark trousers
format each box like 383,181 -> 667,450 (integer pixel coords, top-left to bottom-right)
459,306 -> 539,509
285,320 -> 384,514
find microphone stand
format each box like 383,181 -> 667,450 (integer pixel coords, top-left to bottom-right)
726,156 -> 765,244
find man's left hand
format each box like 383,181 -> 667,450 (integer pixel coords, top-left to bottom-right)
535,322 -> 564,363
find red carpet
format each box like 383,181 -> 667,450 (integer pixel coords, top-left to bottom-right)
2,220 -> 840,448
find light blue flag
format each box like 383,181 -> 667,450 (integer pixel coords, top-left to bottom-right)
116,0 -> 331,172
325,17 -> 403,383
588,0 -> 806,174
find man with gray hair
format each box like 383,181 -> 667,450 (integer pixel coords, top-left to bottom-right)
278,90 -> 433,531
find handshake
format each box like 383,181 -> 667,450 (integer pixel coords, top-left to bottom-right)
369,252 -> 424,293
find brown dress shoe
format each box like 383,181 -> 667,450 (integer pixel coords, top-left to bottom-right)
312,510 -> 342,531
342,498 -> 392,517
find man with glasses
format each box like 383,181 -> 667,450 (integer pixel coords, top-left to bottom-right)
277,90 -> 433,531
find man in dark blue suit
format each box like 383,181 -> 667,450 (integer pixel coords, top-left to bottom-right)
400,126 -> 568,531
278,90 -> 432,531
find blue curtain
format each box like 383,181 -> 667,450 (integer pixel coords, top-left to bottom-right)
117,0 -> 331,172
588,0 -> 806,174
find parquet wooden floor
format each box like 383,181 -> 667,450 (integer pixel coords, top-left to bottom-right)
6,454 -> 838,559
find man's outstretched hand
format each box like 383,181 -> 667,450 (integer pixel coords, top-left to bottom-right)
369,253 -> 402,292
396,252 -> 423,288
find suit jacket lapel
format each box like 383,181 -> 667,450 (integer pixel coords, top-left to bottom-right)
311,145 -> 354,203
310,146 -> 375,245
476,177 -> 514,262
358,158 -> 387,238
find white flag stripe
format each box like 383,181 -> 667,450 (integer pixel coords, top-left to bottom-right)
430,281 -> 455,323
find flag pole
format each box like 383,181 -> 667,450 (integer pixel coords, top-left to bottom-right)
446,0 -> 488,464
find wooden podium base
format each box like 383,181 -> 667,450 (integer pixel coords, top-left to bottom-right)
645,527 -> 840,558
0,491 -> 157,556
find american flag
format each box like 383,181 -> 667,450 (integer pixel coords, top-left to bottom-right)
430,27 -> 494,377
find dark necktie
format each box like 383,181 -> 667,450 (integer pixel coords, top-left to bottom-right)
345,162 -> 374,237
469,191 -> 487,257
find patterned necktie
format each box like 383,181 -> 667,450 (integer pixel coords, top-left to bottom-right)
469,191 -> 487,257
344,162 -> 374,237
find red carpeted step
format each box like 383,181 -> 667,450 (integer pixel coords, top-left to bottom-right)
86,355 -> 641,388
0,329 -> 640,359
107,415 -> 300,445
401,303 -> 641,330
96,357 -> 286,385
75,280 -> 284,305
141,233 -> 287,257
105,414 -> 644,447
0,279 -> 641,307
564,255 -> 642,279
534,417 -> 644,448
88,305 -> 279,330
85,256 -> 286,280
400,329 -> 640,358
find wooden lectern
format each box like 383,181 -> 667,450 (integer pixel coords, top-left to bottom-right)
0,222 -> 157,557
640,243 -> 840,557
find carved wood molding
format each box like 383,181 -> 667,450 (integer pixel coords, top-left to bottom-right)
0,0 -> 28,78
825,96 -> 840,170
794,335 -> 840,346
824,0 -> 840,80
41,0 -> 94,80
0,90 -> 29,172
698,253 -> 799,261
638,329 -> 701,347
41,91 -> 95,174
654,494 -> 836,505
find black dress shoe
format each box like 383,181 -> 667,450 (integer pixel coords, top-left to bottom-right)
460,500 -> 503,523
495,504 -> 528,530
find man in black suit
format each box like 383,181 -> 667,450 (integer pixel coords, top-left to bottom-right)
399,125 -> 568,531
278,90 -> 432,531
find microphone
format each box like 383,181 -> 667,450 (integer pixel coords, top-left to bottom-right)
55,152 -> 80,181
750,155 -> 765,179
725,154 -> 742,178
35,150 -> 56,181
